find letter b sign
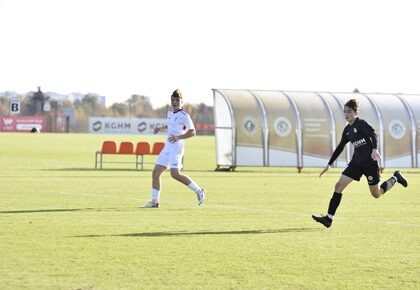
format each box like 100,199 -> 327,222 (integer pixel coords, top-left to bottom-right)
10,99 -> 20,114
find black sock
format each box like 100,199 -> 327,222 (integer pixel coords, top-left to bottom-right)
380,176 -> 397,194
327,192 -> 342,219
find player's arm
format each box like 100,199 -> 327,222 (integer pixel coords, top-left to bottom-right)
369,133 -> 381,161
154,125 -> 168,134
168,129 -> 196,143
168,114 -> 196,143
320,129 -> 348,177
360,121 -> 381,161
371,148 -> 381,161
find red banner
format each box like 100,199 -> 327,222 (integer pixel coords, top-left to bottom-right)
0,116 -> 47,132
195,123 -> 215,132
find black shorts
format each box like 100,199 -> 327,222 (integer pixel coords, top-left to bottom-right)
342,164 -> 380,185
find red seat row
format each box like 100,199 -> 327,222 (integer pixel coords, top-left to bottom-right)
95,141 -> 165,170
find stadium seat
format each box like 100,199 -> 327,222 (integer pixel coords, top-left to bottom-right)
102,141 -> 118,153
95,141 -> 117,169
118,141 -> 134,155
135,141 -> 151,155
95,141 -> 165,170
135,142 -> 151,170
151,142 -> 165,155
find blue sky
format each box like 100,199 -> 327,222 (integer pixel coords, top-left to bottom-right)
1,0 -> 419,108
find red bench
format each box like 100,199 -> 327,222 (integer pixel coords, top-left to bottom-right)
95,141 -> 165,170
135,142 -> 166,169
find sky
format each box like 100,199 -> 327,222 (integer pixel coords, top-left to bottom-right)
1,0 -> 420,108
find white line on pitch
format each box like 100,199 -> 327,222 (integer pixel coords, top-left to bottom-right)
57,192 -> 420,228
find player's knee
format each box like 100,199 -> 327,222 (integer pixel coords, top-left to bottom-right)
152,169 -> 161,179
368,183 -> 382,198
371,192 -> 381,199
334,182 -> 345,192
370,187 -> 381,199
170,170 -> 181,179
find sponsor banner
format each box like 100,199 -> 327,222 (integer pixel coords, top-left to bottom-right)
255,91 -> 297,166
256,91 -> 297,165
231,90 -> 264,166
0,116 -> 47,132
195,123 -> 215,132
288,92 -> 331,163
366,94 -> 411,164
223,90 -> 264,166
229,91 -> 263,147
89,117 -> 166,134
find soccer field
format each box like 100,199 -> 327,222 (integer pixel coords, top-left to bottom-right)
1,133 -> 419,289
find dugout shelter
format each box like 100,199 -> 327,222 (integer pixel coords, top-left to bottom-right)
213,89 -> 420,171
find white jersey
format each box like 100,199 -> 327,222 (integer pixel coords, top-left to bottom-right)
163,109 -> 195,154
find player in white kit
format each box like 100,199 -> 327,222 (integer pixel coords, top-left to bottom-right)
142,89 -> 206,208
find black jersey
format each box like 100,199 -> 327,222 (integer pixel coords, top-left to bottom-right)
328,117 -> 378,167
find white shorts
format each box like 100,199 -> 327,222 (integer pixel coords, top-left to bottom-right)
155,150 -> 184,169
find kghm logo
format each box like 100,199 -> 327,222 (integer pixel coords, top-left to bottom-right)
389,119 -> 405,140
92,121 -> 102,131
274,117 -> 292,137
137,122 -> 147,132
104,122 -> 131,130
352,138 -> 367,148
241,116 -> 258,136
3,118 -> 13,125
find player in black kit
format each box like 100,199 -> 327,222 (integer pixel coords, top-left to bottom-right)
312,99 -> 408,228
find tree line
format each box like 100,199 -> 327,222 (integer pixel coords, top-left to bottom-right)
0,91 -> 214,133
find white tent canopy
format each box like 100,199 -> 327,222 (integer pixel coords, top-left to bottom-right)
213,89 -> 420,171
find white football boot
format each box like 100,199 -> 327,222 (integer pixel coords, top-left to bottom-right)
141,201 -> 160,208
197,189 -> 206,206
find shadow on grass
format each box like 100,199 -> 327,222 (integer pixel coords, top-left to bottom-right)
40,168 -> 216,173
41,168 -> 148,172
0,208 -> 120,214
39,168 -> 315,175
73,228 -> 320,238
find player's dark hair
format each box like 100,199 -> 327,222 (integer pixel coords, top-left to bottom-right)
171,89 -> 183,100
345,99 -> 360,113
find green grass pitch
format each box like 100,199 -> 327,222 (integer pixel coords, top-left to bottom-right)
1,133 -> 419,289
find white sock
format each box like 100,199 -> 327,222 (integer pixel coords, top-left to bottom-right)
188,182 -> 201,193
327,214 -> 334,220
151,188 -> 160,202
392,176 -> 398,182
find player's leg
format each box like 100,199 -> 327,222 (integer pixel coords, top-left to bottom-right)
169,168 -> 192,185
152,164 -> 167,194
313,171 -> 355,228
142,165 -> 166,208
369,184 -> 382,198
365,166 -> 383,198
169,154 -> 206,205
371,169 -> 408,198
393,170 -> 408,187
142,151 -> 168,208
334,174 -> 354,193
